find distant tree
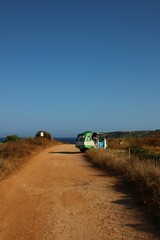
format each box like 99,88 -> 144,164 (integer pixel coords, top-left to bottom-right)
35,130 -> 52,141
4,135 -> 21,142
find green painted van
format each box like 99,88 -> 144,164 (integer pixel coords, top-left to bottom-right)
75,131 -> 108,152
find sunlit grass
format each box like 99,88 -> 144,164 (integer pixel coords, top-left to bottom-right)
0,138 -> 60,180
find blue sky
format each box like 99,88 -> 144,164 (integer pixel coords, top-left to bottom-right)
0,0 -> 160,137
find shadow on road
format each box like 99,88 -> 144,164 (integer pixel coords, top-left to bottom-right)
87,163 -> 160,238
49,151 -> 81,155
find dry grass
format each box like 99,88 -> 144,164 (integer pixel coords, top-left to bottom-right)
0,137 -> 60,180
85,148 -> 160,222
108,136 -> 160,151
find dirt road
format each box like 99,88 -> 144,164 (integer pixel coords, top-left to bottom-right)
0,144 -> 159,240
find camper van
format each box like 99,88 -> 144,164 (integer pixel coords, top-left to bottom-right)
75,131 -> 108,152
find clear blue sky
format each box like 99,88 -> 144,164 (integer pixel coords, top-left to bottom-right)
0,0 -> 160,137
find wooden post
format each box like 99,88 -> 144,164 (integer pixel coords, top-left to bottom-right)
129,148 -> 131,159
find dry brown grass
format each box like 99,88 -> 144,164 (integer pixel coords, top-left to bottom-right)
127,136 -> 160,154
0,137 -> 60,180
85,148 -> 160,222
108,136 -> 160,151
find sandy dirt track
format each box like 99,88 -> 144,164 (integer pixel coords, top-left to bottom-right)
0,144 -> 159,240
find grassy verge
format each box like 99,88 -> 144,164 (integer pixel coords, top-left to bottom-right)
0,138 -> 60,180
85,148 -> 160,222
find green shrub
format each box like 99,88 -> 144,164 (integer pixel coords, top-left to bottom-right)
129,146 -> 160,161
4,135 -> 20,142
35,130 -> 52,141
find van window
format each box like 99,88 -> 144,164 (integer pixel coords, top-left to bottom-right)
76,135 -> 84,141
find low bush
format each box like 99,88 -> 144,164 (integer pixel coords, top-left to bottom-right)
4,135 -> 21,142
35,130 -> 52,141
129,146 -> 160,162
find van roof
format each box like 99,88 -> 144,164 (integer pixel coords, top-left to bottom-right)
77,131 -> 104,136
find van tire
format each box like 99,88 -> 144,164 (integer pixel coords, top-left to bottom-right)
80,148 -> 87,153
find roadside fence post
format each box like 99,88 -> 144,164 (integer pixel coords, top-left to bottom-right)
129,148 -> 131,159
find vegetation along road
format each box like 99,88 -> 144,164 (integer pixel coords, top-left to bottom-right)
0,144 -> 159,240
